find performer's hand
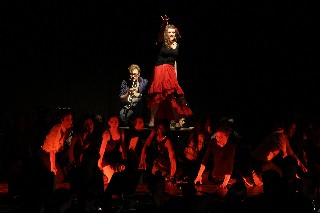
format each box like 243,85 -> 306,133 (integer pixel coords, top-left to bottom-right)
161,15 -> 169,24
51,166 -> 57,175
117,164 -> 126,172
219,182 -> 228,189
165,176 -> 176,186
301,164 -> 308,173
194,175 -> 202,185
138,160 -> 146,170
133,91 -> 140,98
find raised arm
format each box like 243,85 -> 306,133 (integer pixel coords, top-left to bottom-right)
156,15 -> 169,45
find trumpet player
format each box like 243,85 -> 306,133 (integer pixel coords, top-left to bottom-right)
119,64 -> 148,125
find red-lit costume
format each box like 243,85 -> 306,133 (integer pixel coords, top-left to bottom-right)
148,41 -> 192,121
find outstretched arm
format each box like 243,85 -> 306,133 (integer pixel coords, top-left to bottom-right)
285,137 -> 308,172
139,129 -> 156,169
98,131 -> 109,169
165,138 -> 177,178
194,142 -> 212,184
50,151 -> 57,175
194,164 -> 206,184
220,174 -> 231,188
120,129 -> 127,160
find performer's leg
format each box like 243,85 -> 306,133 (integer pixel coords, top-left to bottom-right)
149,104 -> 159,127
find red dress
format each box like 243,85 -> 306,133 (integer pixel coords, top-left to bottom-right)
148,42 -> 192,121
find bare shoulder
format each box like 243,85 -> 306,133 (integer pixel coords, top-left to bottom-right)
102,130 -> 111,138
165,137 -> 174,148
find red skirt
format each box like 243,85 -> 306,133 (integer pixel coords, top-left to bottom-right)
148,64 -> 192,120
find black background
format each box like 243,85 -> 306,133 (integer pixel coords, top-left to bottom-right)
1,1 -> 319,136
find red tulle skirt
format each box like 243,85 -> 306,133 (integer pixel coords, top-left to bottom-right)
148,64 -> 192,120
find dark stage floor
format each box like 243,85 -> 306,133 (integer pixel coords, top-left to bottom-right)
0,172 -> 263,213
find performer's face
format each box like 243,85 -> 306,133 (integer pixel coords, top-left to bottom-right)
108,116 -> 119,129
134,117 -> 145,131
61,114 -> 73,129
287,123 -> 296,138
167,28 -> 176,41
156,124 -> 166,137
84,118 -> 94,134
215,131 -> 228,147
130,69 -> 140,80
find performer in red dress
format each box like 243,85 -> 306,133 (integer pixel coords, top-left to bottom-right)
147,15 -> 192,128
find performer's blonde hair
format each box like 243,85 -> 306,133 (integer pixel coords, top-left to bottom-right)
128,64 -> 141,74
164,24 -> 181,48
